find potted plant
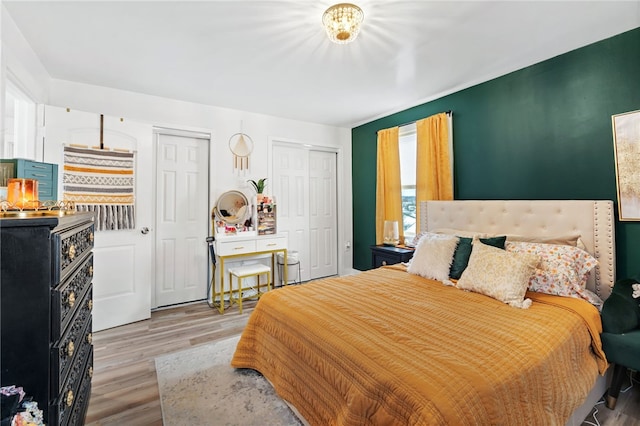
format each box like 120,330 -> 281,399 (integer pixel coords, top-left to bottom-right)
248,178 -> 267,202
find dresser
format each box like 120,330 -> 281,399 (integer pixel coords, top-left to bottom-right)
0,158 -> 59,201
0,211 -> 94,426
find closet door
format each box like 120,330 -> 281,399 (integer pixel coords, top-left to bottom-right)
272,143 -> 338,282
309,150 -> 338,278
272,145 -> 310,281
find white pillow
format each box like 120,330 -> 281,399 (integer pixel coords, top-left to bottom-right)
407,232 -> 459,282
457,240 -> 540,309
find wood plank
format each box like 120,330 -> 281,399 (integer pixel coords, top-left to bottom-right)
86,301 -> 256,425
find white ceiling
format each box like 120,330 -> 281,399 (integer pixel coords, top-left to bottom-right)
3,1 -> 640,128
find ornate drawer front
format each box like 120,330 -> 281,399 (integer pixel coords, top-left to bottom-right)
69,351 -> 93,426
53,222 -> 94,284
51,291 -> 93,393
51,344 -> 92,426
52,254 -> 93,339
67,350 -> 93,426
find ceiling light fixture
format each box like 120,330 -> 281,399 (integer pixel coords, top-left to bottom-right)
322,3 -> 364,44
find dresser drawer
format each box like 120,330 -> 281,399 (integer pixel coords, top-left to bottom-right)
22,160 -> 55,180
256,236 -> 286,252
52,254 -> 93,339
53,221 -> 95,284
217,239 -> 257,256
67,349 -> 93,426
51,290 -> 93,394
51,338 -> 92,426
37,179 -> 56,199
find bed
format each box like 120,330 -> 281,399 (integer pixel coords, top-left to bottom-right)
231,200 -> 616,425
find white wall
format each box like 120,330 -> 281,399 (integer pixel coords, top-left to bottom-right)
48,79 -> 355,274
0,6 -> 354,275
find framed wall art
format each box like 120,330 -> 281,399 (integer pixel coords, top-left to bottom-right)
612,109 -> 640,221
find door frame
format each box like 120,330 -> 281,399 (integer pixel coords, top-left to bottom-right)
151,126 -> 211,309
268,137 -> 344,277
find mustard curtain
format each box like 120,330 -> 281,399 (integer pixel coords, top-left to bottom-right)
416,113 -> 453,233
376,126 -> 403,245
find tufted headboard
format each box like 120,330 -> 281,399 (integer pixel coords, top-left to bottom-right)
420,200 -> 616,300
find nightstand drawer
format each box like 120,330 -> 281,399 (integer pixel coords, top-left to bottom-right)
370,245 -> 414,268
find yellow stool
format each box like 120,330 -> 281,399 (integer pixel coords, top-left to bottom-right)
228,264 -> 272,313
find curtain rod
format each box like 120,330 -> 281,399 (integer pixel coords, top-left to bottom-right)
375,110 -> 452,134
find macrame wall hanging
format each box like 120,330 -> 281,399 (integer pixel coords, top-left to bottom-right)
228,122 -> 254,174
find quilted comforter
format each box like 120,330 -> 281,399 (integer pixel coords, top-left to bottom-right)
231,265 -> 607,425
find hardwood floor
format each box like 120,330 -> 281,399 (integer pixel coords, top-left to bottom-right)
86,301 -> 639,425
86,301 -> 257,425
581,371 -> 640,426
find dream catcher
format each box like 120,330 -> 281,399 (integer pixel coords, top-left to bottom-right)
228,124 -> 254,174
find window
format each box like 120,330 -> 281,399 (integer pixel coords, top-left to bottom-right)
398,123 -> 417,239
3,79 -> 37,159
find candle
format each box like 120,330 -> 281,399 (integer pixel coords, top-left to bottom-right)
7,178 -> 39,209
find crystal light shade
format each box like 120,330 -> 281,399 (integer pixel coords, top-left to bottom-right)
322,3 -> 364,44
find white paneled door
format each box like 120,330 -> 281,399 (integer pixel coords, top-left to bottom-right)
43,106 -> 153,331
154,130 -> 209,307
309,150 -> 338,278
272,143 -> 337,282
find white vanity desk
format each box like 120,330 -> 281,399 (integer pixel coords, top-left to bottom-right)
214,231 -> 287,314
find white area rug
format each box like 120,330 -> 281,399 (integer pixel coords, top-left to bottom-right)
155,335 -> 303,426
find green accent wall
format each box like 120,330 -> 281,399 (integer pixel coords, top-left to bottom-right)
352,27 -> 640,278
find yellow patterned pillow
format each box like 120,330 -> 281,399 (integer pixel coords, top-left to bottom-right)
457,240 -> 540,309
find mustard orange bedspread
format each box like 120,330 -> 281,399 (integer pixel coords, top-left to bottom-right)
231,265 -> 607,425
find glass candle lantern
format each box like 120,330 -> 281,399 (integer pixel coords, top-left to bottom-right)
383,220 -> 399,246
7,178 -> 39,209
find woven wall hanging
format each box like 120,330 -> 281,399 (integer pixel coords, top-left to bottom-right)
229,131 -> 254,173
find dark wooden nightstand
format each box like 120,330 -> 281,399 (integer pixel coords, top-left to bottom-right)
370,245 -> 414,268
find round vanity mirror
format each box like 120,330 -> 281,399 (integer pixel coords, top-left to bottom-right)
213,190 -> 250,225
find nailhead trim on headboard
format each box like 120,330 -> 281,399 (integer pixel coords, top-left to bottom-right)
421,200 -> 616,300
592,201 -> 616,299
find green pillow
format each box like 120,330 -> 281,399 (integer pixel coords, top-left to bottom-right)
449,236 -> 506,279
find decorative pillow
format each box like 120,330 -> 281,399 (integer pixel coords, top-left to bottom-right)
407,232 -> 459,283
504,234 -> 581,247
409,232 -> 428,247
410,228 -> 488,247
449,236 -> 507,280
457,240 -> 540,309
505,241 -> 599,303
432,228 -> 489,238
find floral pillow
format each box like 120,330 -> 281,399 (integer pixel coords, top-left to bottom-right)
506,241 -> 600,305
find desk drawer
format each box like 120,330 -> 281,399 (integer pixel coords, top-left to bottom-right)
256,237 -> 286,252
217,240 -> 257,256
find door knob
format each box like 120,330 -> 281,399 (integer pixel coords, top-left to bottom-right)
141,227 -> 150,235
